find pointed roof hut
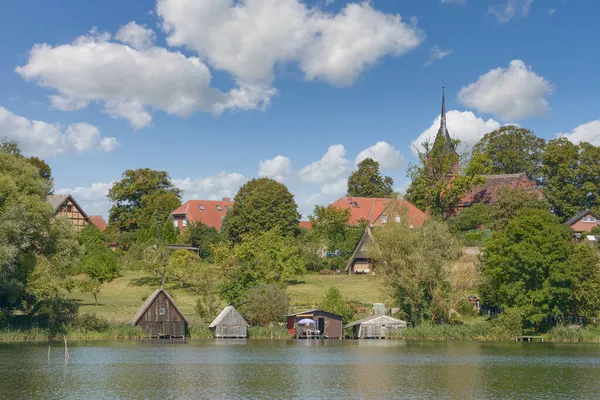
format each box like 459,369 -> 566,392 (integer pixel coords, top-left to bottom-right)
344,315 -> 407,339
132,288 -> 189,338
209,306 -> 249,338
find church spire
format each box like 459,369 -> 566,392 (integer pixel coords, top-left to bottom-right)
435,85 -> 456,156
440,85 -> 446,130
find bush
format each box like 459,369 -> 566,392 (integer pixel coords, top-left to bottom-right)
320,286 -> 354,323
240,284 -> 289,326
490,308 -> 523,339
73,313 -> 110,332
248,324 -> 291,339
319,269 -> 335,275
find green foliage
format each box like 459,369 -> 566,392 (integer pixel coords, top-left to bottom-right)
240,284 -> 289,326
448,203 -> 491,232
319,286 -> 354,323
542,138 -> 600,221
369,219 -> 460,325
489,187 -> 549,230
247,324 -> 292,339
490,308 -> 524,338
190,264 -> 222,321
79,278 -> 103,306
480,208 -> 600,327
183,221 -> 222,261
346,158 -> 394,198
215,228 -> 305,305
107,168 -> 182,232
224,178 -> 300,243
470,126 -> 546,182
169,249 -> 201,287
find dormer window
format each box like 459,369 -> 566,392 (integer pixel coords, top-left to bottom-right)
382,215 -> 388,224
394,216 -> 401,223
216,205 -> 223,211
225,205 -> 230,211
353,201 -> 359,207
199,204 -> 205,211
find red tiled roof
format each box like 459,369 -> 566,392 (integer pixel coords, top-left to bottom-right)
172,199 -> 234,230
299,221 -> 312,230
459,173 -> 538,206
88,215 -> 107,231
330,197 -> 429,227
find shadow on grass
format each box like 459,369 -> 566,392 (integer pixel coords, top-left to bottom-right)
128,276 -> 161,287
74,299 -> 103,307
287,279 -> 306,286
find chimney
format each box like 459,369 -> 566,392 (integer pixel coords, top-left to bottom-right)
222,197 -> 231,202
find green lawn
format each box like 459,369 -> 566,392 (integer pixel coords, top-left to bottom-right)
72,270 -> 385,323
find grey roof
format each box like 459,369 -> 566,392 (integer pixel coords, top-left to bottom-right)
343,315 -> 407,329
209,305 -> 249,328
345,227 -> 375,272
285,309 -> 343,318
567,210 -> 600,226
131,288 -> 189,326
47,194 -> 90,220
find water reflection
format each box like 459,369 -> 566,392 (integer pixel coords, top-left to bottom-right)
1,340 -> 600,399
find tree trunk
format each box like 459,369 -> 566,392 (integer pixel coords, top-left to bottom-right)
94,293 -> 98,306
180,279 -> 183,288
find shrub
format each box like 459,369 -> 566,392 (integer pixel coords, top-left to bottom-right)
73,313 -> 110,332
240,284 -> 289,326
319,269 -> 335,275
320,286 -> 354,323
490,308 -> 523,339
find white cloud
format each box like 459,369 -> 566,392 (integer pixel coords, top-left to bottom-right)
441,0 -> 465,4
98,137 -> 120,152
258,155 -> 291,183
157,0 -> 423,88
559,120 -> 600,146
321,179 -> 347,196
299,144 -> 351,184
458,60 -> 552,120
55,182 -> 114,218
425,45 -> 452,66
355,141 -> 403,169
16,27 -> 268,129
115,21 -> 156,50
489,0 -> 534,23
0,106 -> 118,156
411,110 -> 501,155
173,172 -> 247,201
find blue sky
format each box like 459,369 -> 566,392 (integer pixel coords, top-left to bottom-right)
1,0 -> 599,219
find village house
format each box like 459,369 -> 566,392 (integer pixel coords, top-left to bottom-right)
567,210 -> 600,234
457,173 -> 539,209
286,309 -> 343,339
47,194 -> 91,231
88,215 -> 108,231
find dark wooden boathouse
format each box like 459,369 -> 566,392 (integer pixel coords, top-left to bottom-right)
209,306 -> 249,338
132,288 -> 189,338
286,309 -> 343,339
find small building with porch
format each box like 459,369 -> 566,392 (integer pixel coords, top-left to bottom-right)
344,315 -> 407,339
132,288 -> 189,338
286,309 -> 343,339
209,306 -> 249,338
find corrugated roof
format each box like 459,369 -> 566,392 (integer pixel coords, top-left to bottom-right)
131,288 -> 189,326
285,309 -> 343,318
209,305 -> 249,328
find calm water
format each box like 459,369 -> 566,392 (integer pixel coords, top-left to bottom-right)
1,339 -> 600,399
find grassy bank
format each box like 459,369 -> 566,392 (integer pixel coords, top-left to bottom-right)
0,324 -> 144,342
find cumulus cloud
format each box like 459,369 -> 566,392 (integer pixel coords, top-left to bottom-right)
55,182 -> 114,217
157,0 -> 423,88
258,155 -> 291,183
15,26 -> 271,129
425,45 -> 452,66
411,110 -> 501,155
299,144 -> 352,184
355,141 -> 403,169
489,0 -> 534,23
559,120 -> 600,146
321,179 -> 347,196
115,21 -> 156,50
458,60 -> 552,120
0,106 -> 118,156
173,172 -> 247,201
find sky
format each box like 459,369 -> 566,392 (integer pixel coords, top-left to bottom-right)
1,0 -> 599,219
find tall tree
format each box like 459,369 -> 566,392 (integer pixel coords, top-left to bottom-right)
347,158 -> 394,198
169,249 -> 201,288
470,126 -> 546,182
489,187 -> 549,231
183,221 -> 222,261
224,178 -> 300,243
107,168 -> 182,233
542,138 -> 600,221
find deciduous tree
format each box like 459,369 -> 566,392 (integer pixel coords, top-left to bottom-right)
169,249 -> 201,287
240,284 -> 289,326
347,158 -> 394,198
319,286 -> 354,323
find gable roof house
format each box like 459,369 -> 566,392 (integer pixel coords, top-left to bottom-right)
567,210 -> 600,234
171,198 -> 234,232
457,173 -> 539,209
132,288 -> 189,338
47,194 -> 91,231
209,305 -> 249,338
329,197 -> 429,275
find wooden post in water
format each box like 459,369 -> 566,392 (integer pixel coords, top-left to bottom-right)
63,335 -> 70,361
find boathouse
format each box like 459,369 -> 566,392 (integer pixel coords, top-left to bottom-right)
286,309 -> 343,339
132,288 -> 189,338
209,306 -> 249,338
344,315 -> 407,339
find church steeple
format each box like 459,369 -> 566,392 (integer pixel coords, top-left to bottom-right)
435,86 -> 456,157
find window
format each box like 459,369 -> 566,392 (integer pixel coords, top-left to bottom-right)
199,204 -> 205,211
182,218 -> 187,227
66,205 -> 73,212
382,215 -> 388,224
216,205 -> 223,211
353,201 -> 359,207
225,205 -> 230,211
394,216 -> 401,223
159,307 -> 166,315
589,217 -> 596,223
173,220 -> 178,227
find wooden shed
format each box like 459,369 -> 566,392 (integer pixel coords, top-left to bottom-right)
344,315 -> 407,339
286,309 -> 343,339
132,288 -> 189,338
209,306 -> 249,338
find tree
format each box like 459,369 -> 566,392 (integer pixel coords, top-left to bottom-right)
183,221 -> 222,261
347,158 -> 394,198
142,242 -> 171,286
79,278 -> 103,307
368,219 -> 459,325
240,284 -> 289,326
319,286 -> 354,324
470,126 -> 546,182
214,228 -> 305,305
541,138 -> 600,221
224,178 -> 300,243
192,264 -> 222,321
447,203 -> 492,232
406,139 -> 483,219
489,187 -> 549,231
169,249 -> 201,287
479,208 -> 600,326
107,168 -> 182,232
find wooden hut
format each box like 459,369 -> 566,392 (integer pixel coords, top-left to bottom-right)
209,306 -> 249,338
132,288 -> 189,338
344,315 -> 407,339
286,309 -> 343,339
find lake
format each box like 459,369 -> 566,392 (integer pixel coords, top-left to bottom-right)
1,340 -> 599,399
